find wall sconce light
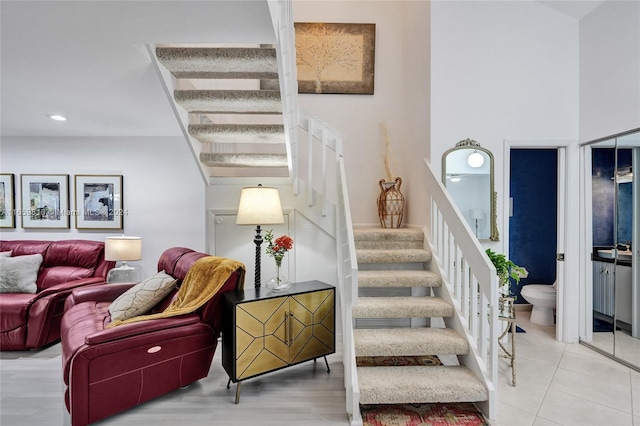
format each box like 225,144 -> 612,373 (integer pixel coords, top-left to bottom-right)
236,185 -> 284,288
105,235 -> 142,284
467,151 -> 485,168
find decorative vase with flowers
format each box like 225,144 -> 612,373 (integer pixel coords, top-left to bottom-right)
264,230 -> 294,291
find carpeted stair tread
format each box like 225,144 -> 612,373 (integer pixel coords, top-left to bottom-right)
156,46 -> 278,79
354,328 -> 469,357
357,365 -> 488,404
199,153 -> 288,168
357,248 -> 431,264
174,90 -> 282,114
189,124 -> 285,144
354,227 -> 424,241
353,297 -> 453,319
358,270 -> 441,288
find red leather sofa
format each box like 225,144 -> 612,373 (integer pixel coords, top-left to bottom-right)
60,247 -> 244,426
0,239 -> 114,351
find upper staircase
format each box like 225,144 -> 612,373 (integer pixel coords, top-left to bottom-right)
154,45 -> 289,178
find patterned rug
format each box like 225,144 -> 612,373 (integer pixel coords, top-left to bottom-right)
356,355 -> 442,367
357,356 -> 487,426
361,402 -> 488,426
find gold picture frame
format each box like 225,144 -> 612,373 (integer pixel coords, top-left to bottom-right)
294,22 -> 375,95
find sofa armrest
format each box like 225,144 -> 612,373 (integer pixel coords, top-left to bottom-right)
36,277 -> 107,299
84,315 -> 201,345
65,284 -> 136,311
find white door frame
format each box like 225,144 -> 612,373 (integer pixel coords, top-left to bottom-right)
503,139 -> 580,343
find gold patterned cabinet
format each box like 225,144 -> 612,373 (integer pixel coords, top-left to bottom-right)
222,281 -> 335,403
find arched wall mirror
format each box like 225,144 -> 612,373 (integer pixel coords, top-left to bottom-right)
442,138 -> 499,241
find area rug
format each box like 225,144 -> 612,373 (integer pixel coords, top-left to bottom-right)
356,355 -> 442,367
361,402 -> 488,426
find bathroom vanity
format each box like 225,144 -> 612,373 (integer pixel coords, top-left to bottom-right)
592,250 -> 633,327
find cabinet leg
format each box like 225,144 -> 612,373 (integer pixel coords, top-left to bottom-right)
234,381 -> 242,404
323,356 -> 330,373
226,378 -> 231,389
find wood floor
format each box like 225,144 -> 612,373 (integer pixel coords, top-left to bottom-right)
0,340 -> 349,425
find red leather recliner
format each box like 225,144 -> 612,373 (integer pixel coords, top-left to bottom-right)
60,247 -> 244,426
0,240 -> 114,351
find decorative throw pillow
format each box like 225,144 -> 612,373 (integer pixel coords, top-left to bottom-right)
0,251 -> 12,257
108,271 -> 177,322
0,253 -> 43,294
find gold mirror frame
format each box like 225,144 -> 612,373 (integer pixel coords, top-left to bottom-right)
442,138 -> 500,241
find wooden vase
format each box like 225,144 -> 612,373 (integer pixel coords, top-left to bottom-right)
377,177 -> 404,228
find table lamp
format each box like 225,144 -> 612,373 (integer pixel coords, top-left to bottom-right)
470,209 -> 483,237
105,235 -> 142,284
236,185 -> 284,288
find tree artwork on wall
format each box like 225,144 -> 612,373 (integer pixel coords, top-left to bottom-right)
294,22 -> 375,95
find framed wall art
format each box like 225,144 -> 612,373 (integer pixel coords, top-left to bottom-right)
0,173 -> 16,228
294,22 -> 376,95
20,174 -> 69,229
75,174 -> 124,230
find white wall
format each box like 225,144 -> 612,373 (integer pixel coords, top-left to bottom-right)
431,0 -> 580,251
579,0 -> 640,142
0,137 -> 205,278
293,0 -> 430,226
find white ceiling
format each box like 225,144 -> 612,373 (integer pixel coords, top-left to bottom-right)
0,0 -> 275,138
0,0 -> 608,139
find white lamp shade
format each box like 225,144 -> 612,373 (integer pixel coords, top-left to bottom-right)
236,186 -> 284,225
105,236 -> 142,261
467,151 -> 485,168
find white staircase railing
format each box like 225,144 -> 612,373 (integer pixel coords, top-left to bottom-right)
268,0 -> 299,192
423,160 -> 498,421
268,4 -> 359,423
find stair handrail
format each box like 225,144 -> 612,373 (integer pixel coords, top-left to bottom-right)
336,157 -> 360,423
268,0 -> 299,192
269,2 -> 359,422
423,159 -> 499,421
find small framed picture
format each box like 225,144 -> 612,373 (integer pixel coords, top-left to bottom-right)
74,174 -> 124,230
20,174 -> 70,229
0,173 -> 16,228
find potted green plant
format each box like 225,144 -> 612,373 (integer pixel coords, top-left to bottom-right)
485,249 -> 528,297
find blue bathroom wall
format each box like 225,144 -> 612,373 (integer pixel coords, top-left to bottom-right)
509,149 -> 557,303
592,148 -> 632,246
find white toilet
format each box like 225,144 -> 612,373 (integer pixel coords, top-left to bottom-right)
521,283 -> 557,326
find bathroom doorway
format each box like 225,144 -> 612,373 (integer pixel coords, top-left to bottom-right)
509,149 -> 558,303
503,140 -> 578,342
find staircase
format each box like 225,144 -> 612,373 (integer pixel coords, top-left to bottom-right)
353,227 -> 488,410
154,44 -> 290,178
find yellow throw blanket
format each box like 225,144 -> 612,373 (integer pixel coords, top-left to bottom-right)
108,256 -> 245,328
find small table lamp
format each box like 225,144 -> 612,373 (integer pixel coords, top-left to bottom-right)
236,185 -> 284,288
105,235 -> 142,284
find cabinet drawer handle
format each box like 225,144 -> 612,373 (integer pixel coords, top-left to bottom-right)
288,312 -> 295,346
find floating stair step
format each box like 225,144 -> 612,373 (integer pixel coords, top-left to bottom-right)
357,248 -> 431,264
354,328 -> 469,357
357,365 -> 488,404
353,297 -> 453,319
199,153 -> 288,168
156,47 -> 278,79
189,124 -> 285,144
358,270 -> 441,288
354,227 -> 425,250
175,90 -> 282,114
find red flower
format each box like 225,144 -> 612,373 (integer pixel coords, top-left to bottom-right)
265,230 -> 294,259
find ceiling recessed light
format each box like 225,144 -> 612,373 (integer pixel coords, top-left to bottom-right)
47,114 -> 67,121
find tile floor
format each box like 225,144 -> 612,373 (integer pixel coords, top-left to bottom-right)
1,310 -> 638,425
